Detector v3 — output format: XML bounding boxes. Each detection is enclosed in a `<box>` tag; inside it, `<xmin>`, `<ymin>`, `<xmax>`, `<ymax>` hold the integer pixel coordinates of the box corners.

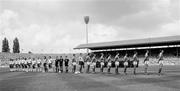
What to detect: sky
<box><xmin>0</xmin><ymin>0</ymin><xmax>179</xmax><ymax>53</ymax></box>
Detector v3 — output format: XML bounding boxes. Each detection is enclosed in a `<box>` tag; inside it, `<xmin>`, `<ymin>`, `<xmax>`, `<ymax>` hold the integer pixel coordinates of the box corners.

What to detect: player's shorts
<box><xmin>87</xmin><ymin>62</ymin><xmax>91</xmax><ymax>65</ymax></box>
<box><xmin>124</xmin><ymin>62</ymin><xmax>128</xmax><ymax>66</ymax></box>
<box><xmin>43</xmin><ymin>63</ymin><xmax>47</xmax><ymax>68</ymax></box>
<box><xmin>28</xmin><ymin>64</ymin><xmax>31</xmax><ymax>68</ymax></box>
<box><xmin>21</xmin><ymin>64</ymin><xmax>24</xmax><ymax>68</ymax></box>
<box><xmin>115</xmin><ymin>61</ymin><xmax>119</xmax><ymax>66</ymax></box>
<box><xmin>37</xmin><ymin>64</ymin><xmax>41</xmax><ymax>68</ymax></box>
<box><xmin>24</xmin><ymin>65</ymin><xmax>27</xmax><ymax>68</ymax></box>
<box><xmin>33</xmin><ymin>64</ymin><xmax>36</xmax><ymax>69</ymax></box>
<box><xmin>12</xmin><ymin>64</ymin><xmax>15</xmax><ymax>68</ymax></box>
<box><xmin>49</xmin><ymin>64</ymin><xmax>52</xmax><ymax>68</ymax></box>
<box><xmin>92</xmin><ymin>62</ymin><xmax>96</xmax><ymax>66</ymax></box>
<box><xmin>133</xmin><ymin>61</ymin><xmax>138</xmax><ymax>66</ymax></box>
<box><xmin>144</xmin><ymin>61</ymin><xmax>149</xmax><ymax>65</ymax></box>
<box><xmin>108</xmin><ymin>62</ymin><xmax>112</xmax><ymax>67</ymax></box>
<box><xmin>65</xmin><ymin>63</ymin><xmax>69</xmax><ymax>67</ymax></box>
<box><xmin>79</xmin><ymin>61</ymin><xmax>83</xmax><ymax>65</ymax></box>
<box><xmin>100</xmin><ymin>62</ymin><xmax>104</xmax><ymax>66</ymax></box>
<box><xmin>9</xmin><ymin>64</ymin><xmax>12</xmax><ymax>68</ymax></box>
<box><xmin>159</xmin><ymin>61</ymin><xmax>163</xmax><ymax>67</ymax></box>
<box><xmin>72</xmin><ymin>62</ymin><xmax>76</xmax><ymax>66</ymax></box>
<box><xmin>159</xmin><ymin>61</ymin><xmax>163</xmax><ymax>64</ymax></box>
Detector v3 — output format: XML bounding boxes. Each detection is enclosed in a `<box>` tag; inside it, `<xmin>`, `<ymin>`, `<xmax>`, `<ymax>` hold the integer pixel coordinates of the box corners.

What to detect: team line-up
<box><xmin>9</xmin><ymin>50</ymin><xmax>164</xmax><ymax>75</ymax></box>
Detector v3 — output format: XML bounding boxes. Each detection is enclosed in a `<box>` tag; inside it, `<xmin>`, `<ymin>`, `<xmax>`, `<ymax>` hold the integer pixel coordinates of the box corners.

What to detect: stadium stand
<box><xmin>75</xmin><ymin>35</ymin><xmax>180</xmax><ymax>66</ymax></box>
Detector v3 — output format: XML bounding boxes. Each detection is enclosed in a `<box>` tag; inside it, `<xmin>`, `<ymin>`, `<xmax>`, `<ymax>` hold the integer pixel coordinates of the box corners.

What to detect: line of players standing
<box><xmin>9</xmin><ymin>50</ymin><xmax>164</xmax><ymax>75</ymax></box>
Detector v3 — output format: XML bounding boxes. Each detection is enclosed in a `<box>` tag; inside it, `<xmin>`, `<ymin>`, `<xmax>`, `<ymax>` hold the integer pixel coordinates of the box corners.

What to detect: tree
<box><xmin>2</xmin><ymin>37</ymin><xmax>10</xmax><ymax>52</ymax></box>
<box><xmin>13</xmin><ymin>37</ymin><xmax>20</xmax><ymax>53</ymax></box>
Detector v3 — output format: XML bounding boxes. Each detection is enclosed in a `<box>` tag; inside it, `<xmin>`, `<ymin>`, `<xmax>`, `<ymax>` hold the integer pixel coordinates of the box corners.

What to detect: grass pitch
<box><xmin>0</xmin><ymin>65</ymin><xmax>180</xmax><ymax>91</ymax></box>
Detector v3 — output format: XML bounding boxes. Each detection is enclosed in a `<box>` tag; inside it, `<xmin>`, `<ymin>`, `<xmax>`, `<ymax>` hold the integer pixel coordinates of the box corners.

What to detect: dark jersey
<box><xmin>59</xmin><ymin>58</ymin><xmax>64</xmax><ymax>66</ymax></box>
<box><xmin>64</xmin><ymin>59</ymin><xmax>69</xmax><ymax>66</ymax></box>
<box><xmin>55</xmin><ymin>59</ymin><xmax>59</xmax><ymax>67</ymax></box>
<box><xmin>92</xmin><ymin>57</ymin><xmax>96</xmax><ymax>63</ymax></box>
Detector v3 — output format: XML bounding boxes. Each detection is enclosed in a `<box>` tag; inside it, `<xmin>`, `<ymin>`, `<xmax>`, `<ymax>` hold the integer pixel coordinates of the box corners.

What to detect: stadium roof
<box><xmin>74</xmin><ymin>35</ymin><xmax>180</xmax><ymax>50</ymax></box>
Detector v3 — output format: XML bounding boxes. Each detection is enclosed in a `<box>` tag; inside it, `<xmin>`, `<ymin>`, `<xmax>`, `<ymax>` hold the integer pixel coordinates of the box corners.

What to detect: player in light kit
<box><xmin>48</xmin><ymin>56</ymin><xmax>53</xmax><ymax>72</ymax></box>
<box><xmin>51</xmin><ymin>57</ymin><xmax>56</xmax><ymax>72</ymax></box>
<box><xmin>157</xmin><ymin>50</ymin><xmax>164</xmax><ymax>75</ymax></box>
<box><xmin>36</xmin><ymin>57</ymin><xmax>42</xmax><ymax>72</ymax></box>
<box><xmin>123</xmin><ymin>54</ymin><xmax>129</xmax><ymax>75</ymax></box>
<box><xmin>85</xmin><ymin>53</ymin><xmax>91</xmax><ymax>73</ymax></box>
<box><xmin>72</xmin><ymin>54</ymin><xmax>77</xmax><ymax>73</ymax></box>
<box><xmin>144</xmin><ymin>50</ymin><xmax>149</xmax><ymax>75</ymax></box>
<box><xmin>27</xmin><ymin>58</ymin><xmax>31</xmax><ymax>72</ymax></box>
<box><xmin>24</xmin><ymin>58</ymin><xmax>28</xmax><ymax>72</ymax></box>
<box><xmin>15</xmin><ymin>58</ymin><xmax>19</xmax><ymax>71</ymax></box>
<box><xmin>100</xmin><ymin>53</ymin><xmax>105</xmax><ymax>73</ymax></box>
<box><xmin>91</xmin><ymin>54</ymin><xmax>97</xmax><ymax>73</ymax></box>
<box><xmin>114</xmin><ymin>53</ymin><xmax>120</xmax><ymax>74</ymax></box>
<box><xmin>32</xmin><ymin>58</ymin><xmax>36</xmax><ymax>72</ymax></box>
<box><xmin>12</xmin><ymin>59</ymin><xmax>16</xmax><ymax>72</ymax></box>
<box><xmin>78</xmin><ymin>53</ymin><xmax>84</xmax><ymax>73</ymax></box>
<box><xmin>107</xmin><ymin>54</ymin><xmax>112</xmax><ymax>74</ymax></box>
<box><xmin>21</xmin><ymin>58</ymin><xmax>25</xmax><ymax>72</ymax></box>
<box><xmin>9</xmin><ymin>59</ymin><xmax>13</xmax><ymax>72</ymax></box>
<box><xmin>132</xmin><ymin>52</ymin><xmax>138</xmax><ymax>75</ymax></box>
<box><xmin>43</xmin><ymin>56</ymin><xmax>48</xmax><ymax>72</ymax></box>
<box><xmin>64</xmin><ymin>56</ymin><xmax>69</xmax><ymax>73</ymax></box>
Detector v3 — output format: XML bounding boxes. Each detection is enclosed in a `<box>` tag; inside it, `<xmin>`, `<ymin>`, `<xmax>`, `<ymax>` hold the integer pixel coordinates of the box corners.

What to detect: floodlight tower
<box><xmin>84</xmin><ymin>16</ymin><xmax>89</xmax><ymax>53</ymax></box>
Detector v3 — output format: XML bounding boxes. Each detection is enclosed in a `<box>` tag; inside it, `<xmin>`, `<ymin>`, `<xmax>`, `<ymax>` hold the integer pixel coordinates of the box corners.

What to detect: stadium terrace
<box><xmin>74</xmin><ymin>35</ymin><xmax>180</xmax><ymax>52</ymax></box>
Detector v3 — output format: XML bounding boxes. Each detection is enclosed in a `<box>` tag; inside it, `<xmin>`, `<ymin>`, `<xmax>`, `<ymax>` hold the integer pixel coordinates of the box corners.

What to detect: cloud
<box><xmin>89</xmin><ymin>24</ymin><xmax>119</xmax><ymax>43</ymax></box>
<box><xmin>0</xmin><ymin>0</ymin><xmax>179</xmax><ymax>53</ymax></box>
<box><xmin>0</xmin><ymin>9</ymin><xmax>87</xmax><ymax>53</ymax></box>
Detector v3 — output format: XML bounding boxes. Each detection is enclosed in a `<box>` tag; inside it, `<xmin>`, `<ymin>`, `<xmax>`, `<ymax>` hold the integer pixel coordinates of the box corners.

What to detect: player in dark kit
<box><xmin>107</xmin><ymin>54</ymin><xmax>112</xmax><ymax>74</ymax></box>
<box><xmin>114</xmin><ymin>53</ymin><xmax>120</xmax><ymax>74</ymax></box>
<box><xmin>43</xmin><ymin>56</ymin><xmax>48</xmax><ymax>72</ymax></box>
<box><xmin>55</xmin><ymin>56</ymin><xmax>59</xmax><ymax>73</ymax></box>
<box><xmin>59</xmin><ymin>56</ymin><xmax>64</xmax><ymax>73</ymax></box>
<box><xmin>157</xmin><ymin>50</ymin><xmax>164</xmax><ymax>75</ymax></box>
<box><xmin>64</xmin><ymin>56</ymin><xmax>69</xmax><ymax>73</ymax></box>
<box><xmin>100</xmin><ymin>53</ymin><xmax>105</xmax><ymax>73</ymax></box>
<box><xmin>144</xmin><ymin>50</ymin><xmax>149</xmax><ymax>75</ymax></box>
<box><xmin>123</xmin><ymin>54</ymin><xmax>129</xmax><ymax>75</ymax></box>
<box><xmin>72</xmin><ymin>54</ymin><xmax>77</xmax><ymax>73</ymax></box>
<box><xmin>132</xmin><ymin>52</ymin><xmax>138</xmax><ymax>75</ymax></box>
<box><xmin>85</xmin><ymin>53</ymin><xmax>91</xmax><ymax>73</ymax></box>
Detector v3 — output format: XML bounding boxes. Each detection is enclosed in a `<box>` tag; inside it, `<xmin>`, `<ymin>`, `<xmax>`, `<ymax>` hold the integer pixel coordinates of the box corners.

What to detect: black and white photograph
<box><xmin>0</xmin><ymin>0</ymin><xmax>180</xmax><ymax>91</ymax></box>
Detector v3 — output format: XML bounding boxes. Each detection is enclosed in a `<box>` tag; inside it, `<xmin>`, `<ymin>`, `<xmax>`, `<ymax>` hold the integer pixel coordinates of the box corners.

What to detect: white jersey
<box><xmin>32</xmin><ymin>60</ymin><xmax>36</xmax><ymax>65</ymax></box>
<box><xmin>37</xmin><ymin>59</ymin><xmax>41</xmax><ymax>64</ymax></box>
<box><xmin>21</xmin><ymin>60</ymin><xmax>24</xmax><ymax>64</ymax></box>
<box><xmin>27</xmin><ymin>59</ymin><xmax>32</xmax><ymax>64</ymax></box>
<box><xmin>79</xmin><ymin>57</ymin><xmax>84</xmax><ymax>62</ymax></box>
<box><xmin>48</xmin><ymin>59</ymin><xmax>52</xmax><ymax>64</ymax></box>
<box><xmin>24</xmin><ymin>60</ymin><xmax>27</xmax><ymax>64</ymax></box>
